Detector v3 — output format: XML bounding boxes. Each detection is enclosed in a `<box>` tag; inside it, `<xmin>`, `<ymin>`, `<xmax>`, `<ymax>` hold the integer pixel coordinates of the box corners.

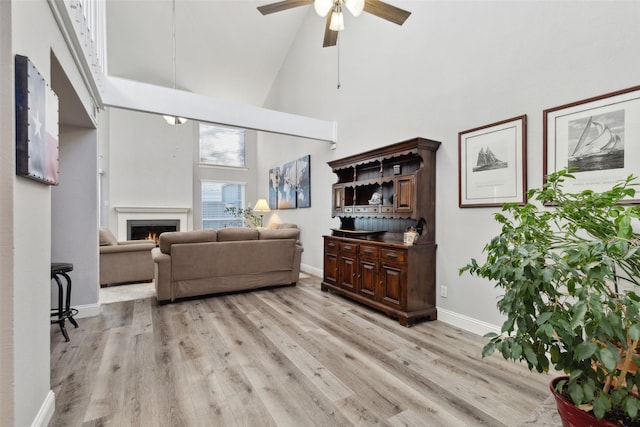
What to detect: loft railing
<box><xmin>48</xmin><ymin>0</ymin><xmax>106</xmax><ymax>112</ymax></box>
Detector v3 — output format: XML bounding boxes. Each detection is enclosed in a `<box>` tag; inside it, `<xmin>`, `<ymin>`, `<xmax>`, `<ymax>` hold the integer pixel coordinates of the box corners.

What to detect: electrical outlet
<box><xmin>440</xmin><ymin>286</ymin><xmax>448</xmax><ymax>298</ymax></box>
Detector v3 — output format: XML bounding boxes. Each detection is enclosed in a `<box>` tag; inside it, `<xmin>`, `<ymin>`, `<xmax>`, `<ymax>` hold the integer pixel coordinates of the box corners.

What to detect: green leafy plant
<box><xmin>460</xmin><ymin>168</ymin><xmax>640</xmax><ymax>422</ymax></box>
<box><xmin>224</xmin><ymin>206</ymin><xmax>261</xmax><ymax>228</ymax></box>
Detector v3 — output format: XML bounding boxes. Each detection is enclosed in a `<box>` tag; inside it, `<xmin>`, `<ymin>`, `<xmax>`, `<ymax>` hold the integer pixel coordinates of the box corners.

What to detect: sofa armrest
<box><xmin>100</xmin><ymin>242</ymin><xmax>156</xmax><ymax>254</ymax></box>
<box><xmin>152</xmin><ymin>248</ymin><xmax>172</xmax><ymax>301</ymax></box>
<box><xmin>118</xmin><ymin>240</ymin><xmax>155</xmax><ymax>246</ymax></box>
<box><xmin>291</xmin><ymin>243</ymin><xmax>304</xmax><ymax>283</ymax></box>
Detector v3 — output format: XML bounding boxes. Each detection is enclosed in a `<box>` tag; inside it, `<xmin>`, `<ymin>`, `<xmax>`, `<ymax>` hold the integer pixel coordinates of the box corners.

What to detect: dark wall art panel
<box><xmin>277</xmin><ymin>159</ymin><xmax>297</xmax><ymax>209</ymax></box>
<box><xmin>15</xmin><ymin>54</ymin><xmax>59</xmax><ymax>185</ymax></box>
<box><xmin>296</xmin><ymin>154</ymin><xmax>311</xmax><ymax>208</ymax></box>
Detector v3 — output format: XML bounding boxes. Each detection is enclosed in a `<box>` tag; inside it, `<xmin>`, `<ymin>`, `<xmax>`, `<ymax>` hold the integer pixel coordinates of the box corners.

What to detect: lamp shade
<box><xmin>253</xmin><ymin>199</ymin><xmax>271</xmax><ymax>213</ymax></box>
<box><xmin>345</xmin><ymin>0</ymin><xmax>364</xmax><ymax>16</ymax></box>
<box><xmin>329</xmin><ymin>9</ymin><xmax>344</xmax><ymax>31</ymax></box>
<box><xmin>313</xmin><ymin>0</ymin><xmax>333</xmax><ymax>17</ymax></box>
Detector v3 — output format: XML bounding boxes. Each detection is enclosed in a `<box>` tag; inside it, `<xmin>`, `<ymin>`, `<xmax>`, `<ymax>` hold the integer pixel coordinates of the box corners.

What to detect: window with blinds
<box><xmin>199</xmin><ymin>123</ymin><xmax>246</xmax><ymax>167</ymax></box>
<box><xmin>201</xmin><ymin>181</ymin><xmax>246</xmax><ymax>230</ymax></box>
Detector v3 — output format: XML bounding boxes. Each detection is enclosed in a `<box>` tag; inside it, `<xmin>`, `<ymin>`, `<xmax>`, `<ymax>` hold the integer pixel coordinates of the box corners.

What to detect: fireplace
<box><xmin>127</xmin><ymin>219</ymin><xmax>179</xmax><ymax>243</ymax></box>
<box><xmin>115</xmin><ymin>206</ymin><xmax>190</xmax><ymax>241</ymax></box>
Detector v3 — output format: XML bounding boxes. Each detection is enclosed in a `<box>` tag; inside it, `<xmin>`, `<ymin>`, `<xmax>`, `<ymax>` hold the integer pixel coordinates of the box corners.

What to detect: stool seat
<box><xmin>51</xmin><ymin>262</ymin><xmax>73</xmax><ymax>274</ymax></box>
<box><xmin>51</xmin><ymin>262</ymin><xmax>78</xmax><ymax>342</ymax></box>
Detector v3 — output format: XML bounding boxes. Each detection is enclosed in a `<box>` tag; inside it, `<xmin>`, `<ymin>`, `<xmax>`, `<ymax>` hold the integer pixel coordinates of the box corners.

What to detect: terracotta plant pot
<box><xmin>550</xmin><ymin>376</ymin><xmax>619</xmax><ymax>427</ymax></box>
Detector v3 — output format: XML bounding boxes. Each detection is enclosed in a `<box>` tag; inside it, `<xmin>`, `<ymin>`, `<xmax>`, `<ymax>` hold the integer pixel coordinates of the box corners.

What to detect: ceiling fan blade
<box><xmin>363</xmin><ymin>0</ymin><xmax>411</xmax><ymax>25</ymax></box>
<box><xmin>323</xmin><ymin>11</ymin><xmax>338</xmax><ymax>47</ymax></box>
<box><xmin>257</xmin><ymin>0</ymin><xmax>313</xmax><ymax>15</ymax></box>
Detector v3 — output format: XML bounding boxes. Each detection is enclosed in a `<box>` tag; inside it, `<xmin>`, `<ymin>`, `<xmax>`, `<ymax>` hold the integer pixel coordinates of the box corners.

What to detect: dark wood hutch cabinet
<box><xmin>321</xmin><ymin>137</ymin><xmax>441</xmax><ymax>326</ymax></box>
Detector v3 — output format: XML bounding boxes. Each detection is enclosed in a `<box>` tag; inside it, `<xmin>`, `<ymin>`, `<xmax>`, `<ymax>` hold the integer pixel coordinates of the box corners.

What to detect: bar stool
<box><xmin>51</xmin><ymin>262</ymin><xmax>79</xmax><ymax>341</ymax></box>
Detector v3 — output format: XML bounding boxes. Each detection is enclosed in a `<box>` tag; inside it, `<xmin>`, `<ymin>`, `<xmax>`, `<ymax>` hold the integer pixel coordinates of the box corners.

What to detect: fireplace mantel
<box><xmin>114</xmin><ymin>206</ymin><xmax>190</xmax><ymax>240</ymax></box>
<box><xmin>114</xmin><ymin>206</ymin><xmax>190</xmax><ymax>214</ymax></box>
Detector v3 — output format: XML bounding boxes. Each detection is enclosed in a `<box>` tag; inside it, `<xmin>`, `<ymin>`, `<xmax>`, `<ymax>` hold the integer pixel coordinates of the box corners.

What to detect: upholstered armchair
<box><xmin>99</xmin><ymin>227</ymin><xmax>155</xmax><ymax>287</ymax></box>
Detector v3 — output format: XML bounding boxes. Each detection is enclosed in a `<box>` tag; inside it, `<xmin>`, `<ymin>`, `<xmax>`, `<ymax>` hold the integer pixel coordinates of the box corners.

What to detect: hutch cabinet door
<box><xmin>358</xmin><ymin>258</ymin><xmax>378</xmax><ymax>298</ymax></box>
<box><xmin>323</xmin><ymin>251</ymin><xmax>338</xmax><ymax>286</ymax></box>
<box><xmin>332</xmin><ymin>185</ymin><xmax>344</xmax><ymax>212</ymax></box>
<box><xmin>323</xmin><ymin>238</ymin><xmax>339</xmax><ymax>286</ymax></box>
<box><xmin>380</xmin><ymin>263</ymin><xmax>405</xmax><ymax>309</ymax></box>
<box><xmin>358</xmin><ymin>244</ymin><xmax>379</xmax><ymax>298</ymax></box>
<box><xmin>395</xmin><ymin>176</ymin><xmax>414</xmax><ymax>213</ymax></box>
<box><xmin>339</xmin><ymin>242</ymin><xmax>358</xmax><ymax>292</ymax></box>
<box><xmin>380</xmin><ymin>247</ymin><xmax>407</xmax><ymax>309</ymax></box>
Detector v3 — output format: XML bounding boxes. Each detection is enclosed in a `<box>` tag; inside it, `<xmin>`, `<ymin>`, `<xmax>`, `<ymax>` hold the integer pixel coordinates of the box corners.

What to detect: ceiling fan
<box><xmin>257</xmin><ymin>0</ymin><xmax>411</xmax><ymax>48</ymax></box>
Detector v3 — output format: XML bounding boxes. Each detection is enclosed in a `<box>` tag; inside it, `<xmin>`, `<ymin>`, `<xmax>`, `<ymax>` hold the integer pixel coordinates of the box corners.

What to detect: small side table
<box><xmin>51</xmin><ymin>262</ymin><xmax>79</xmax><ymax>341</ymax></box>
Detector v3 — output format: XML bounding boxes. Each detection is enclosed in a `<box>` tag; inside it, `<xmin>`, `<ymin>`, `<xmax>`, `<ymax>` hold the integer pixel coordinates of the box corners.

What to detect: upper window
<box><xmin>199</xmin><ymin>124</ymin><xmax>246</xmax><ymax>167</ymax></box>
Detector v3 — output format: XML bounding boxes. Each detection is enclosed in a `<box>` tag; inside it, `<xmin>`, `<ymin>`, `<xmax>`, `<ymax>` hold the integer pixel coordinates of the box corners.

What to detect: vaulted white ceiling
<box><xmin>106</xmin><ymin>0</ymin><xmax>312</xmax><ymax>107</ymax></box>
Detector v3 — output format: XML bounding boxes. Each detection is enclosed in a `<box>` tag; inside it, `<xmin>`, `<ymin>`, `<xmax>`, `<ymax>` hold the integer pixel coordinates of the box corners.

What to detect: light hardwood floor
<box><xmin>50</xmin><ymin>276</ymin><xmax>558</xmax><ymax>426</ymax></box>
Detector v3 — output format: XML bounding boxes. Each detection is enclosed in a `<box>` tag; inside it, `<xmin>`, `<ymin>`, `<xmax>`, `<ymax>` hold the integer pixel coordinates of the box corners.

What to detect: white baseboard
<box><xmin>437</xmin><ymin>307</ymin><xmax>501</xmax><ymax>337</ymax></box>
<box><xmin>31</xmin><ymin>390</ymin><xmax>55</xmax><ymax>427</ymax></box>
<box><xmin>74</xmin><ymin>302</ymin><xmax>100</xmax><ymax>319</ymax></box>
<box><xmin>301</xmin><ymin>264</ymin><xmax>322</xmax><ymax>279</ymax></box>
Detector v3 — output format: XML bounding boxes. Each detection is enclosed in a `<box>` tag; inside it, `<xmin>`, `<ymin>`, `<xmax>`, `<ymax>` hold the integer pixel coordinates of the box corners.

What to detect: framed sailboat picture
<box><xmin>458</xmin><ymin>115</ymin><xmax>527</xmax><ymax>208</ymax></box>
<box><xmin>544</xmin><ymin>85</ymin><xmax>640</xmax><ymax>203</ymax></box>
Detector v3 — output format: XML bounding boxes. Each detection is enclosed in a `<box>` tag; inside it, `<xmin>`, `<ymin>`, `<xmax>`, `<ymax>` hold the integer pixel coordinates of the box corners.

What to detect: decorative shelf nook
<box><xmin>322</xmin><ymin>137</ymin><xmax>441</xmax><ymax>326</ymax></box>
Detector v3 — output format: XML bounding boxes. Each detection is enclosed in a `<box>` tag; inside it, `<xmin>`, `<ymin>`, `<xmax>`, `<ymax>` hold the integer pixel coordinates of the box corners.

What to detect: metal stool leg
<box><xmin>52</xmin><ymin>274</ymin><xmax>70</xmax><ymax>342</ymax></box>
<box><xmin>59</xmin><ymin>271</ymin><xmax>79</xmax><ymax>328</ymax></box>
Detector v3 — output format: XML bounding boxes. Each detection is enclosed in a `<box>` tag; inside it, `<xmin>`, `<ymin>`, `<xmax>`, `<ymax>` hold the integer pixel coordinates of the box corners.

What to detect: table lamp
<box><xmin>253</xmin><ymin>199</ymin><xmax>271</xmax><ymax>227</ymax></box>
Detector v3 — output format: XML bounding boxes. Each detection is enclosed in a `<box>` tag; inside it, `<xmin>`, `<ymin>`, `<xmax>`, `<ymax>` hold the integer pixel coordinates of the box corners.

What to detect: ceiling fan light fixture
<box><xmin>313</xmin><ymin>0</ymin><xmax>333</xmax><ymax>17</ymax></box>
<box><xmin>257</xmin><ymin>0</ymin><xmax>411</xmax><ymax>48</ymax></box>
<box><xmin>163</xmin><ymin>115</ymin><xmax>188</xmax><ymax>125</ymax></box>
<box><xmin>344</xmin><ymin>0</ymin><xmax>364</xmax><ymax>16</ymax></box>
<box><xmin>329</xmin><ymin>8</ymin><xmax>344</xmax><ymax>31</ymax></box>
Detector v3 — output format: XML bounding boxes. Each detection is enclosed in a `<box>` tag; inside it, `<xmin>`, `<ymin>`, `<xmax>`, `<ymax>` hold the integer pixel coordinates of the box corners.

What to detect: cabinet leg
<box><xmin>398</xmin><ymin>315</ymin><xmax>416</xmax><ymax>327</ymax></box>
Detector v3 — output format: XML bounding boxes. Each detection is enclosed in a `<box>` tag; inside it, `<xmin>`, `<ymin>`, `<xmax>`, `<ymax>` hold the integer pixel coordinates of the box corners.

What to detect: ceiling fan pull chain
<box><xmin>337</xmin><ymin>40</ymin><xmax>341</xmax><ymax>90</ymax></box>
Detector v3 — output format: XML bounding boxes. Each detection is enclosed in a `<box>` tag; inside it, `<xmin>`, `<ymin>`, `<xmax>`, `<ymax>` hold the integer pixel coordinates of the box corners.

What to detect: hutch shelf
<box><xmin>321</xmin><ymin>137</ymin><xmax>441</xmax><ymax>326</ymax></box>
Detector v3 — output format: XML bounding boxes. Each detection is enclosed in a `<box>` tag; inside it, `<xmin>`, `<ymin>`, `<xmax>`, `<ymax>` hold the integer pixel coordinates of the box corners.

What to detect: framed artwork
<box><xmin>295</xmin><ymin>155</ymin><xmax>311</xmax><ymax>208</ymax></box>
<box><xmin>268</xmin><ymin>167</ymin><xmax>279</xmax><ymax>209</ymax></box>
<box><xmin>268</xmin><ymin>154</ymin><xmax>312</xmax><ymax>210</ymax></box>
<box><xmin>15</xmin><ymin>54</ymin><xmax>59</xmax><ymax>185</ymax></box>
<box><xmin>277</xmin><ymin>159</ymin><xmax>297</xmax><ymax>209</ymax></box>
<box><xmin>544</xmin><ymin>85</ymin><xmax>640</xmax><ymax>202</ymax></box>
<box><xmin>458</xmin><ymin>115</ymin><xmax>527</xmax><ymax>207</ymax></box>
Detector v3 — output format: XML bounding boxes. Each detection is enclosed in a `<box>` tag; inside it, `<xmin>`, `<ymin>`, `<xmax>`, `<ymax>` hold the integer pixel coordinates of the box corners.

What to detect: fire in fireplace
<box><xmin>127</xmin><ymin>219</ymin><xmax>179</xmax><ymax>244</ymax></box>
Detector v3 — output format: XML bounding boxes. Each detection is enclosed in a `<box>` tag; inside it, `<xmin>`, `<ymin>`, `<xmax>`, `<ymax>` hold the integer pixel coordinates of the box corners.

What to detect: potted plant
<box><xmin>460</xmin><ymin>168</ymin><xmax>640</xmax><ymax>426</ymax></box>
<box><xmin>224</xmin><ymin>205</ymin><xmax>261</xmax><ymax>228</ymax></box>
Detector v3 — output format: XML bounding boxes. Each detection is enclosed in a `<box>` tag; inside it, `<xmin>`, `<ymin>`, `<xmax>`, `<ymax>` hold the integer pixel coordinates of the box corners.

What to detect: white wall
<box><xmin>51</xmin><ymin>126</ymin><xmax>99</xmax><ymax>314</ymax></box>
<box><xmin>259</xmin><ymin>1</ymin><xmax>640</xmax><ymax>331</ymax></box>
<box><xmin>104</xmin><ymin>108</ymin><xmax>264</xmax><ymax>233</ymax></box>
<box><xmin>105</xmin><ymin>108</ymin><xmax>194</xmax><ymax>232</ymax></box>
<box><xmin>9</xmin><ymin>0</ymin><xmax>97</xmax><ymax>425</ymax></box>
<box><xmin>0</xmin><ymin>1</ymin><xmax>13</xmax><ymax>423</ymax></box>
<box><xmin>256</xmin><ymin>133</ymin><xmax>335</xmax><ymax>276</ymax></box>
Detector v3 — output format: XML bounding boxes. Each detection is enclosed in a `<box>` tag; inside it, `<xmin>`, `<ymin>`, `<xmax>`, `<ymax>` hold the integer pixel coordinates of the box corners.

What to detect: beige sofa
<box><xmin>99</xmin><ymin>227</ymin><xmax>155</xmax><ymax>287</ymax></box>
<box><xmin>152</xmin><ymin>226</ymin><xmax>303</xmax><ymax>302</ymax></box>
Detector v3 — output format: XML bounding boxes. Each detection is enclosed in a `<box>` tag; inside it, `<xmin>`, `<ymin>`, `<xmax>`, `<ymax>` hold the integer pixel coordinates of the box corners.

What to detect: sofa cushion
<box><xmin>171</xmin><ymin>239</ymin><xmax>296</xmax><ymax>281</ymax></box>
<box><xmin>217</xmin><ymin>227</ymin><xmax>259</xmax><ymax>241</ymax></box>
<box><xmin>99</xmin><ymin>227</ymin><xmax>118</xmax><ymax>246</ymax></box>
<box><xmin>159</xmin><ymin>230</ymin><xmax>217</xmax><ymax>254</ymax></box>
<box><xmin>259</xmin><ymin>228</ymin><xmax>300</xmax><ymax>240</ymax></box>
<box><xmin>268</xmin><ymin>223</ymin><xmax>298</xmax><ymax>230</ymax></box>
